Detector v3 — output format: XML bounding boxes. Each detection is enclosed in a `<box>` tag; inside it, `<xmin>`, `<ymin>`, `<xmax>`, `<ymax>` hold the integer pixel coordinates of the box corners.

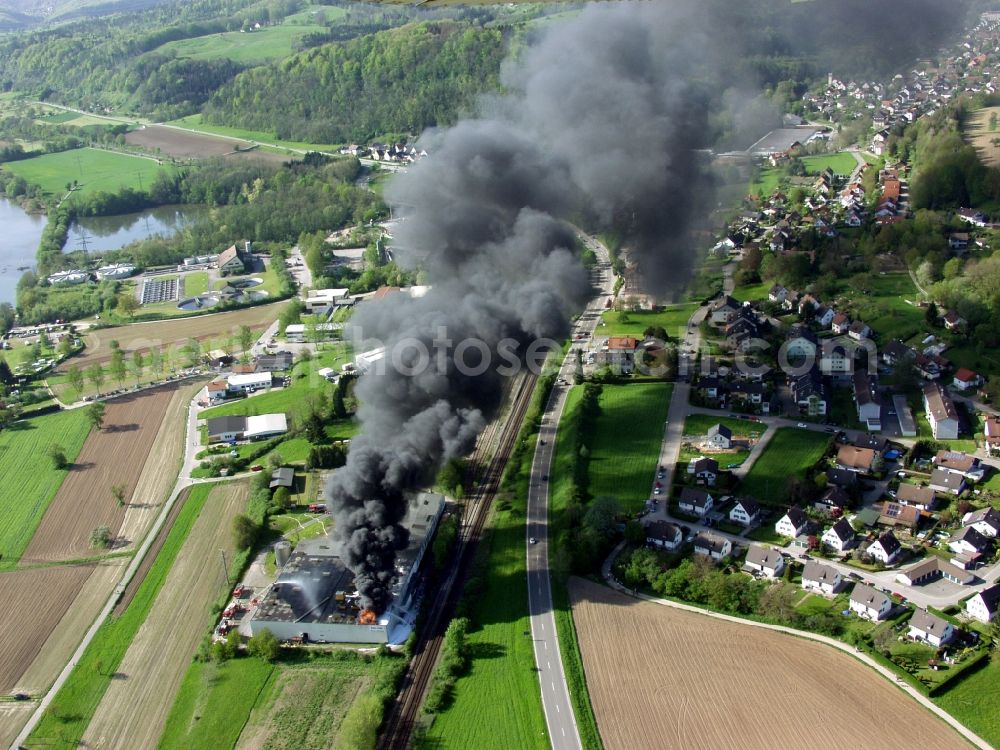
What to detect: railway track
<box><xmin>377</xmin><ymin>372</ymin><xmax>538</xmax><ymax>750</ymax></box>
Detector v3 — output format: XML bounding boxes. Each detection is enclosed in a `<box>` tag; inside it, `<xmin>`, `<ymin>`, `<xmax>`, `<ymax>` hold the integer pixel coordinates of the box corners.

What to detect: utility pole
<box><xmin>220</xmin><ymin>549</ymin><xmax>231</xmax><ymax>588</ymax></box>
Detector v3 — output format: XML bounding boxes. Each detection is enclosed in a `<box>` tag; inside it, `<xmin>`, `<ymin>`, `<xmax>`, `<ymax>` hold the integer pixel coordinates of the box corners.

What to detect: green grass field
<box><xmin>935</xmin><ymin>662</ymin><xmax>1000</xmax><ymax>746</ymax></box>
<box><xmin>749</xmin><ymin>166</ymin><xmax>783</xmax><ymax>197</ymax></box>
<box><xmin>183</xmin><ymin>271</ymin><xmax>209</xmax><ymax>297</ymax></box>
<box><xmin>731</xmin><ymin>281</ymin><xmax>770</xmax><ymax>303</ymax></box>
<box><xmin>739</xmin><ymin>427</ymin><xmax>831</xmax><ymax>506</ymax></box>
<box><xmin>168</xmin><ymin>114</ymin><xmax>340</xmax><ymax>153</ymax></box>
<box><xmin>1</xmin><ymin>147</ymin><xmax>172</xmax><ymax>199</ymax></box>
<box><xmin>586</xmin><ymin>382</ymin><xmax>672</xmax><ymax>513</ymax></box>
<box><xmin>682</xmin><ymin>414</ymin><xmax>761</xmax><ymax>438</ymax></box>
<box><xmin>839</xmin><ymin>272</ymin><xmax>925</xmax><ymax>344</ymax></box>
<box><xmin>28</xmin><ymin>482</ymin><xmax>218</xmax><ymax>747</ymax></box>
<box><xmin>599</xmin><ymin>304</ymin><xmax>698</xmax><ymax>339</ymax></box>
<box><xmin>0</xmin><ymin>409</ymin><xmax>91</xmax><ymax>566</ymax></box>
<box><xmin>159</xmin><ymin>648</ymin><xmax>399</xmax><ymax>750</ymax></box>
<box><xmin>801</xmin><ymin>151</ymin><xmax>858</xmax><ymax>176</ymax></box>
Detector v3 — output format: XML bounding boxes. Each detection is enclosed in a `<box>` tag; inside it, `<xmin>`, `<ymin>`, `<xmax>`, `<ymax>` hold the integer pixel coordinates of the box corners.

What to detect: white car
<box><xmin>796</xmin><ymin>422</ymin><xmax>808</xmax><ymax>428</ymax></box>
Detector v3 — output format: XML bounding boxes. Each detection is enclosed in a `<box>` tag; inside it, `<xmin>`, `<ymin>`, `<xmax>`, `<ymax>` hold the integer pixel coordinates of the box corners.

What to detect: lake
<box><xmin>0</xmin><ymin>197</ymin><xmax>45</xmax><ymax>306</ymax></box>
<box><xmin>0</xmin><ymin>200</ymin><xmax>207</xmax><ymax>306</ymax></box>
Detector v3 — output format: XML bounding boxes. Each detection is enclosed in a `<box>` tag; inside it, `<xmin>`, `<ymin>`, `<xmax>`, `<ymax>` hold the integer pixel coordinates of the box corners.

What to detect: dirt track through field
<box><xmin>21</xmin><ymin>385</ymin><xmax>178</xmax><ymax>563</ymax></box>
<box><xmin>0</xmin><ymin>565</ymin><xmax>95</xmax><ymax>693</ymax></box>
<box><xmin>569</xmin><ymin>578</ymin><xmax>968</xmax><ymax>750</ymax></box>
<box><xmin>71</xmin><ymin>303</ymin><xmax>283</xmax><ymax>368</ymax></box>
<box><xmin>82</xmin><ymin>481</ymin><xmax>248</xmax><ymax>750</ymax></box>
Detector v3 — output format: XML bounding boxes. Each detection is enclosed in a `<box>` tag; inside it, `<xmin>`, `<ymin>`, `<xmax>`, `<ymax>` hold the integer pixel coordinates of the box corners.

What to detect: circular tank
<box><xmin>274</xmin><ymin>540</ymin><xmax>292</xmax><ymax>568</ymax></box>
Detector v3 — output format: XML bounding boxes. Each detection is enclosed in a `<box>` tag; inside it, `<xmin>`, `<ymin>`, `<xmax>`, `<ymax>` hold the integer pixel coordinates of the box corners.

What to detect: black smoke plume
<box><xmin>326</xmin><ymin>1</ymin><xmax>751</xmax><ymax>612</ymax></box>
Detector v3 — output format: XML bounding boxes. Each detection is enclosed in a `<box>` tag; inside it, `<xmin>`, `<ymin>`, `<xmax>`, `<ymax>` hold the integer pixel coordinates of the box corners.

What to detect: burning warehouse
<box><xmin>248</xmin><ymin>493</ymin><xmax>445</xmax><ymax>644</ymax></box>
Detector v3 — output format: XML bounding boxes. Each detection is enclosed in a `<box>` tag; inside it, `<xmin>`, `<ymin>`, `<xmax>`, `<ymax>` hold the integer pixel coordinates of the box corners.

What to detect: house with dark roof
<box><xmin>923</xmin><ymin>382</ymin><xmax>959</xmax><ymax>440</ymax></box>
<box><xmin>218</xmin><ymin>242</ymin><xmax>250</xmax><ymax>275</ymax></box>
<box><xmin>933</xmin><ymin>451</ymin><xmax>984</xmax><ymax>481</ymax></box>
<box><xmin>802</xmin><ymin>561</ymin><xmax>842</xmax><ymax>595</ymax></box>
<box><xmin>826</xmin><ymin>467</ymin><xmax>858</xmax><ymax>490</ymax></box>
<box><xmin>908</xmin><ymin>609</ymin><xmax>955</xmax><ymax>647</ymax></box>
<box><xmin>966</xmin><ymin>583</ymin><xmax>1000</xmax><ymax>623</ymax></box>
<box><xmin>743</xmin><ymin>545</ymin><xmax>785</xmax><ymax>578</ymax></box>
<box><xmin>943</xmin><ymin>310</ymin><xmax>966</xmax><ymax>331</ymax></box>
<box><xmin>831</xmin><ymin>313</ymin><xmax>851</xmax><ymax>335</ymax></box>
<box><xmin>791</xmin><ymin>368</ymin><xmax>827</xmax><ymax>416</ymax></box>
<box><xmin>963</xmin><ymin>507</ymin><xmax>1000</xmax><ymax>538</ymax></box>
<box><xmin>814</xmin><ymin>485</ymin><xmax>849</xmax><ymax>515</ymax></box>
<box><xmin>688</xmin><ymin>457</ymin><xmax>719</xmax><ymax>486</ymax></box>
<box><xmin>255</xmin><ymin>351</ymin><xmax>295</xmax><ymax>372</ymax></box>
<box><xmin>706</xmin><ymin>423</ymin><xmax>732</xmax><ymax>450</ymax></box>
<box><xmin>711</xmin><ymin>296</ymin><xmax>743</xmax><ymax>326</ymax></box>
<box><xmin>867</xmin><ymin>531</ymin><xmax>902</xmax><ymax>564</ymax></box>
<box><xmin>775</xmin><ymin>506</ymin><xmax>809</xmax><ymax>538</ymax></box>
<box><xmin>929</xmin><ymin>467</ymin><xmax>966</xmax><ymax>496</ymax></box>
<box><xmin>645</xmin><ymin>520</ymin><xmax>684</xmax><ymax>551</ymax></box>
<box><xmin>821</xmin><ymin>518</ymin><xmax>855</xmax><ymax>553</ymax></box>
<box><xmin>269</xmin><ymin>467</ymin><xmax>295</xmax><ymax>490</ymax></box>
<box><xmin>882</xmin><ymin>339</ymin><xmax>914</xmax><ymax>366</ymax></box>
<box><xmin>853</xmin><ymin>371</ymin><xmax>881</xmax><ymax>430</ymax></box>
<box><xmin>850</xmin><ymin>583</ymin><xmax>892</xmax><ymax>620</ymax></box>
<box><xmin>949</xmin><ymin>525</ymin><xmax>992</xmax><ymax>557</ymax></box>
<box><xmin>693</xmin><ymin>531</ymin><xmax>732</xmax><ymax>561</ymax></box>
<box><xmin>729</xmin><ymin>497</ymin><xmax>761</xmax><ymax>527</ymax></box>
<box><xmin>784</xmin><ymin>324</ymin><xmax>818</xmax><ymax>362</ymax></box>
<box><xmin>678</xmin><ymin>487</ymin><xmax>714</xmax><ymax>517</ymax></box>
<box><xmin>206</xmin><ymin>415</ymin><xmax>248</xmax><ymax>443</ymax></box>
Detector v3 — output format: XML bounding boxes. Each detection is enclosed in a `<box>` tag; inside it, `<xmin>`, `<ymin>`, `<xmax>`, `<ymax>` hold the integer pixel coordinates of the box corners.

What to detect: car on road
<box><xmin>824</xmin><ymin>426</ymin><xmax>836</xmax><ymax>432</ymax></box>
<box><xmin>653</xmin><ymin>487</ymin><xmax>662</xmax><ymax>495</ymax></box>
<box><xmin>847</xmin><ymin>572</ymin><xmax>863</xmax><ymax>581</ymax></box>
<box><xmin>796</xmin><ymin>422</ymin><xmax>808</xmax><ymax>428</ymax></box>
<box><xmin>529</xmin><ymin>537</ymin><xmax>537</xmax><ymax>544</ymax></box>
<box><xmin>542</xmin><ymin>474</ymin><xmax>548</xmax><ymax>481</ymax></box>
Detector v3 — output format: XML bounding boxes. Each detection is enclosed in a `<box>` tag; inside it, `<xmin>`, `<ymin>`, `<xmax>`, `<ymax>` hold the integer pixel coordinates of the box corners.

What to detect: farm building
<box><xmin>269</xmin><ymin>467</ymin><xmax>294</xmax><ymax>490</ymax></box>
<box><xmin>255</xmin><ymin>351</ymin><xmax>295</xmax><ymax>372</ymax></box>
<box><xmin>248</xmin><ymin>493</ymin><xmax>445</xmax><ymax>644</ymax></box>
<box><xmin>227</xmin><ymin>372</ymin><xmax>272</xmax><ymax>393</ymax></box>
<box><xmin>285</xmin><ymin>323</ymin><xmax>339</xmax><ymax>343</ymax></box>
<box><xmin>205</xmin><ymin>413</ymin><xmax>287</xmax><ymax>442</ymax></box>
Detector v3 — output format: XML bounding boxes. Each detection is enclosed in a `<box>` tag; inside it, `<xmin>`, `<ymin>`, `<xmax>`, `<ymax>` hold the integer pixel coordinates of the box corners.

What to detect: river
<box><xmin>0</xmin><ymin>199</ymin><xmax>206</xmax><ymax>306</ymax></box>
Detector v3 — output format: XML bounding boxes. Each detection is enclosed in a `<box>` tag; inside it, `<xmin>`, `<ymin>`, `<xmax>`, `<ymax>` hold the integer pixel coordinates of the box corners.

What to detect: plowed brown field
<box><xmin>71</xmin><ymin>303</ymin><xmax>282</xmax><ymax>368</ymax></box>
<box><xmin>21</xmin><ymin>385</ymin><xmax>178</xmax><ymax>563</ymax></box>
<box><xmin>125</xmin><ymin>125</ymin><xmax>290</xmax><ymax>164</ymax></box>
<box><xmin>569</xmin><ymin>578</ymin><xmax>967</xmax><ymax>750</ymax></box>
<box><xmin>0</xmin><ymin>565</ymin><xmax>94</xmax><ymax>692</ymax></box>
<box><xmin>82</xmin><ymin>481</ymin><xmax>248</xmax><ymax>750</ymax></box>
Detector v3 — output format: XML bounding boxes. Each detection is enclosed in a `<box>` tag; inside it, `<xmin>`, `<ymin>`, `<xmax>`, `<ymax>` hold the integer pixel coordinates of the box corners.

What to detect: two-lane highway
<box><xmin>526</xmin><ymin>237</ymin><xmax>613</xmax><ymax>750</ymax></box>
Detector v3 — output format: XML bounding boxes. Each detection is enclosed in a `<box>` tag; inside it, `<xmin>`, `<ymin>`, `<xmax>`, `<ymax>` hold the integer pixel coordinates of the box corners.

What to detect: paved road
<box><xmin>526</xmin><ymin>236</ymin><xmax>613</xmax><ymax>750</ymax></box>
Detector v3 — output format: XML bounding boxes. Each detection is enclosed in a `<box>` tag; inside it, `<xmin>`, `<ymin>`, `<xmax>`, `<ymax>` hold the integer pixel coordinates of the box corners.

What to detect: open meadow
<box><xmin>0</xmin><ymin>409</ymin><xmax>91</xmax><ymax>565</ymax></box>
<box><xmin>69</xmin><ymin>302</ymin><xmax>283</xmax><ymax>368</ymax></box>
<box><xmin>739</xmin><ymin>427</ymin><xmax>830</xmax><ymax>506</ymax></box>
<box><xmin>599</xmin><ymin>304</ymin><xmax>698</xmax><ymax>339</ymax></box>
<box><xmin>586</xmin><ymin>382</ymin><xmax>672</xmax><ymax>513</ymax></box>
<box><xmin>963</xmin><ymin>105</ymin><xmax>1000</xmax><ymax>168</ymax></box>
<box><xmin>0</xmin><ymin>147</ymin><xmax>172</xmax><ymax>198</ymax></box>
<box><xmin>83</xmin><ymin>481</ymin><xmax>248</xmax><ymax>750</ymax></box>
<box><xmin>21</xmin><ymin>384</ymin><xmax>180</xmax><ymax>563</ymax></box>
<box><xmin>934</xmin><ymin>661</ymin><xmax>1000</xmax><ymax>748</ymax></box>
<box><xmin>569</xmin><ymin>578</ymin><xmax>969</xmax><ymax>750</ymax></box>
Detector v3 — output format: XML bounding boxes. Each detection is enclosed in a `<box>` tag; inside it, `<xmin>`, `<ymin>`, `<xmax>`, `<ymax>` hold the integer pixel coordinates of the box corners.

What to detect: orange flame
<box><xmin>358</xmin><ymin>609</ymin><xmax>378</xmax><ymax>625</ymax></box>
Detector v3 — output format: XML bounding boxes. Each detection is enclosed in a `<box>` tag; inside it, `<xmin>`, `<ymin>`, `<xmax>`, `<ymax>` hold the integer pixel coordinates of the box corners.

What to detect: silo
<box><xmin>274</xmin><ymin>540</ymin><xmax>292</xmax><ymax>569</ymax></box>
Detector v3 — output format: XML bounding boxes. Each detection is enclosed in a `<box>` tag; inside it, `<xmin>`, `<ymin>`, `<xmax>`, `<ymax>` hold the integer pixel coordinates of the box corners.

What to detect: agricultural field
<box><xmin>585</xmin><ymin>382</ymin><xmax>672</xmax><ymax>513</ymax></box>
<box><xmin>68</xmin><ymin>301</ymin><xmax>282</xmax><ymax>368</ymax></box>
<box><xmin>738</xmin><ymin>427</ymin><xmax>830</xmax><ymax>506</ymax></box>
<box><xmin>569</xmin><ymin>578</ymin><xmax>969</xmax><ymax>750</ymax></box>
<box><xmin>168</xmin><ymin>113</ymin><xmax>341</xmax><ymax>153</ymax></box>
<box><xmin>934</xmin><ymin>662</ymin><xmax>1000</xmax><ymax>748</ymax></box>
<box><xmin>599</xmin><ymin>304</ymin><xmax>698</xmax><ymax>339</ymax></box>
<box><xmin>125</xmin><ymin>124</ymin><xmax>291</xmax><ymax>163</ymax></box>
<box><xmin>153</xmin><ymin>8</ymin><xmax>343</xmax><ymax>65</ymax></box>
<box><xmin>82</xmin><ymin>481</ymin><xmax>249</xmax><ymax>750</ymax></box>
<box><xmin>0</xmin><ymin>409</ymin><xmax>91</xmax><ymax>565</ymax></box>
<box><xmin>0</xmin><ymin>147</ymin><xmax>172</xmax><ymax>198</ymax></box>
<box><xmin>963</xmin><ymin>106</ymin><xmax>1000</xmax><ymax>168</ymax></box>
<box><xmin>20</xmin><ymin>384</ymin><xmax>181</xmax><ymax>563</ymax></box>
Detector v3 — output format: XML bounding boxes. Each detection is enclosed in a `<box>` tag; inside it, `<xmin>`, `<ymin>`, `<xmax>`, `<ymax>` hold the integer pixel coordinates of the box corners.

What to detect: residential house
<box><xmin>693</xmin><ymin>531</ymin><xmax>732</xmax><ymax>561</ymax></box>
<box><xmin>985</xmin><ymin>415</ymin><xmax>1000</xmax><ymax>456</ymax></box>
<box><xmin>965</xmin><ymin>584</ymin><xmax>1000</xmax><ymax>623</ymax></box>
<box><xmin>895</xmin><ymin>484</ymin><xmax>937</xmax><ymax>511</ymax></box>
<box><xmin>849</xmin><ymin>583</ymin><xmax>893</xmax><ymax>620</ymax></box>
<box><xmin>725</xmin><ymin>317</ymin><xmax>760</xmax><ymax>352</ymax></box>
<box><xmin>802</xmin><ymin>561</ymin><xmax>842</xmax><ymax>595</ymax></box>
<box><xmin>882</xmin><ymin>339</ymin><xmax>915</xmax><ymax>366</ymax></box>
<box><xmin>895</xmin><ymin>556</ymin><xmax>974</xmax><ymax>587</ymax></box>
<box><xmin>791</xmin><ymin>368</ymin><xmax>827</xmax><ymax>416</ymax></box>
<box><xmin>784</xmin><ymin>325</ymin><xmax>818</xmax><ymax>362</ymax></box>
<box><xmin>814</xmin><ymin>306</ymin><xmax>836</xmax><ymax>328</ymax></box>
<box><xmin>908</xmin><ymin>609</ymin><xmax>955</xmax><ymax>647</ymax></box>
<box><xmin>848</xmin><ymin>320</ymin><xmax>872</xmax><ymax>341</ymax></box>
<box><xmin>218</xmin><ymin>242</ymin><xmax>250</xmax><ymax>275</ymax></box>
<box><xmin>729</xmin><ymin>381</ymin><xmax>765</xmax><ymax>406</ymax></box>
<box><xmin>962</xmin><ymin>507</ymin><xmax>1000</xmax><ymax>538</ymax></box>
<box><xmin>952</xmin><ymin>368</ymin><xmax>981</xmax><ymax>391</ymax></box>
<box><xmin>948</xmin><ymin>525</ymin><xmax>992</xmax><ymax>557</ymax></box>
<box><xmin>706</xmin><ymin>424</ymin><xmax>733</xmax><ymax>450</ymax></box>
<box><xmin>688</xmin><ymin>457</ymin><xmax>719</xmax><ymax>486</ymax></box>
<box><xmin>814</xmin><ymin>485</ymin><xmax>850</xmax><ymax>515</ymax></box>
<box><xmin>775</xmin><ymin>506</ymin><xmax>809</xmax><ymax>538</ymax></box>
<box><xmin>768</xmin><ymin>284</ymin><xmax>788</xmax><ymax>303</ymax></box>
<box><xmin>929</xmin><ymin>467</ymin><xmax>966</xmax><ymax>496</ymax></box>
<box><xmin>729</xmin><ymin>497</ymin><xmax>761</xmax><ymax>527</ymax></box>
<box><xmin>915</xmin><ymin>352</ymin><xmax>947</xmax><ymax>381</ymax></box>
<box><xmin>826</xmin><ymin>467</ymin><xmax>858</xmax><ymax>490</ymax></box>
<box><xmin>948</xmin><ymin>232</ymin><xmax>970</xmax><ymax>252</ymax></box>
<box><xmin>743</xmin><ymin>545</ymin><xmax>786</xmax><ymax>578</ymax></box>
<box><xmin>923</xmin><ymin>382</ymin><xmax>959</xmax><ymax>440</ymax></box>
<box><xmin>822</xmin><ymin>518</ymin><xmax>856</xmax><ymax>553</ymax></box>
<box><xmin>867</xmin><ymin>531</ymin><xmax>902</xmax><ymax>565</ymax></box>
<box><xmin>678</xmin><ymin>487</ymin><xmax>714</xmax><ymax>517</ymax></box>
<box><xmin>831</xmin><ymin>313</ymin><xmax>851</xmax><ymax>335</ymax></box>
<box><xmin>646</xmin><ymin>520</ymin><xmax>684</xmax><ymax>551</ymax></box>
<box><xmin>853</xmin><ymin>371</ymin><xmax>882</xmax><ymax>430</ymax></box>
<box><xmin>957</xmin><ymin>208</ymin><xmax>988</xmax><ymax>227</ymax></box>
<box><xmin>206</xmin><ymin>415</ymin><xmax>246</xmax><ymax>443</ymax></box>
<box><xmin>943</xmin><ymin>310</ymin><xmax>966</xmax><ymax>331</ymax></box>
<box><xmin>696</xmin><ymin>375</ymin><xmax>722</xmax><ymax>400</ymax></box>
<box><xmin>879</xmin><ymin>501</ymin><xmax>921</xmax><ymax>532</ymax></box>
<box><xmin>711</xmin><ymin>296</ymin><xmax>743</xmax><ymax>326</ymax></box>
<box><xmin>605</xmin><ymin>336</ymin><xmax>640</xmax><ymax>374</ymax></box>
<box><xmin>836</xmin><ymin>445</ymin><xmax>878</xmax><ymax>474</ymax></box>
<box><xmin>933</xmin><ymin>451</ymin><xmax>984</xmax><ymax>481</ymax></box>
<box><xmin>820</xmin><ymin>341</ymin><xmax>854</xmax><ymax>376</ymax></box>
<box><xmin>207</xmin><ymin>380</ymin><xmax>229</xmax><ymax>402</ymax></box>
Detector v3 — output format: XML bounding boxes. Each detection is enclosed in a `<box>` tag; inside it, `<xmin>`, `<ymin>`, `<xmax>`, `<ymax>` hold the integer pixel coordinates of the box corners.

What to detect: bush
<box><xmin>247</xmin><ymin>628</ymin><xmax>281</xmax><ymax>662</ymax></box>
<box><xmin>232</xmin><ymin>514</ymin><xmax>258</xmax><ymax>550</ymax></box>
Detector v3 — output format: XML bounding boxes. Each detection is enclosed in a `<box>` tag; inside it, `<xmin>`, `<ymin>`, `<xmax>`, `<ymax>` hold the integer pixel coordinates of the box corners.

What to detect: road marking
<box><xmin>556</xmin><ymin>703</ymin><xmax>560</xmax><ymax>713</ymax></box>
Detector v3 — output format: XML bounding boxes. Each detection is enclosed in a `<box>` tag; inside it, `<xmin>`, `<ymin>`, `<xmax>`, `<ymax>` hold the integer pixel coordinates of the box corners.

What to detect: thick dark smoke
<box><xmin>325</xmin><ymin>1</ymin><xmax>749</xmax><ymax>612</ymax></box>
